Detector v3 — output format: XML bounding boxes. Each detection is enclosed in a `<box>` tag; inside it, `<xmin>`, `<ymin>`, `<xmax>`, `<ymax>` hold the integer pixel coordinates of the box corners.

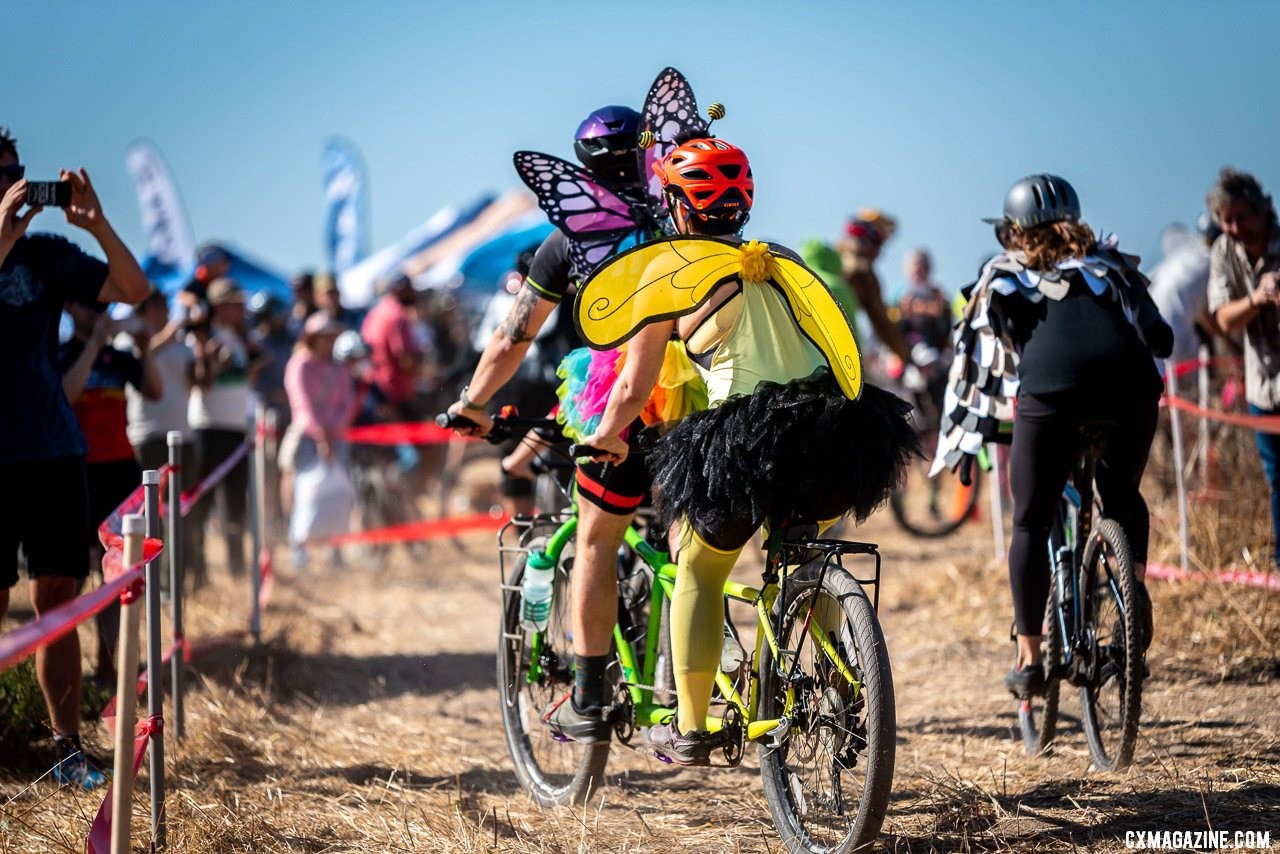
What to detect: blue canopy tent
<box><xmin>455</xmin><ymin>221</ymin><xmax>555</xmax><ymax>297</ymax></box>
<box><xmin>143</xmin><ymin>245</ymin><xmax>292</xmax><ymax>304</ymax></box>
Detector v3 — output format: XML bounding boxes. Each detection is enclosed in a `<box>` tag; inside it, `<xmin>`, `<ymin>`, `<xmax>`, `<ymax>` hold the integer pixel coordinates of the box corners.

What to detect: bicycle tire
<box><xmin>758</xmin><ymin>562</ymin><xmax>895</xmax><ymax>854</ymax></box>
<box><xmin>497</xmin><ymin>533</ymin><xmax>609</xmax><ymax>806</ymax></box>
<box><xmin>1017</xmin><ymin>592</ymin><xmax>1062</xmax><ymax>755</ymax></box>
<box><xmin>889</xmin><ymin>459</ymin><xmax>981</xmax><ymax>539</ymax></box>
<box><xmin>1078</xmin><ymin>518</ymin><xmax>1143</xmax><ymax>771</ymax></box>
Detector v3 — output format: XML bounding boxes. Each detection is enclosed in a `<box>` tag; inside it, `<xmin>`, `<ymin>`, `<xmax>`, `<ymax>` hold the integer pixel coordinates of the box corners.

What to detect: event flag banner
<box><xmin>323</xmin><ymin>138</ymin><xmax>370</xmax><ymax>275</ymax></box>
<box><xmin>125</xmin><ymin>139</ymin><xmax>196</xmax><ymax>282</ymax></box>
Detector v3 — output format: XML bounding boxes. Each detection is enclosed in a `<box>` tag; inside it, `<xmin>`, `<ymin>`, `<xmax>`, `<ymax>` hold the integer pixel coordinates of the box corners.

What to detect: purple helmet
<box><xmin>573</xmin><ymin>105</ymin><xmax>642</xmax><ymax>188</ymax></box>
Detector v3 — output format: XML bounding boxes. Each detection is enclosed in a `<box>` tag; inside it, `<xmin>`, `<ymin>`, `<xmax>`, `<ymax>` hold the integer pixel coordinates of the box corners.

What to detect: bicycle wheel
<box><xmin>1017</xmin><ymin>592</ymin><xmax>1062</xmax><ymax>755</ymax></box>
<box><xmin>1078</xmin><ymin>518</ymin><xmax>1143</xmax><ymax>771</ymax></box>
<box><xmin>497</xmin><ymin>534</ymin><xmax>610</xmax><ymax>805</ymax></box>
<box><xmin>758</xmin><ymin>562</ymin><xmax>895</xmax><ymax>854</ymax></box>
<box><xmin>889</xmin><ymin>456</ymin><xmax>980</xmax><ymax>538</ymax></box>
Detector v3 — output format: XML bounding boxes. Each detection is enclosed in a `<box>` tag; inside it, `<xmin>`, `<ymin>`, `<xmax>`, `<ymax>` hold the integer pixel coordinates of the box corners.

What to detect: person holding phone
<box><xmin>0</xmin><ymin>125</ymin><xmax>148</xmax><ymax>789</ymax></box>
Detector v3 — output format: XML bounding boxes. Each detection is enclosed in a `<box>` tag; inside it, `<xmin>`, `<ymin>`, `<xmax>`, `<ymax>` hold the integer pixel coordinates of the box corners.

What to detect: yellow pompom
<box><xmin>706</xmin><ymin>102</ymin><xmax>726</xmax><ymax>121</ymax></box>
<box><xmin>738</xmin><ymin>240</ymin><xmax>774</xmax><ymax>283</ymax></box>
<box><xmin>638</xmin><ymin>130</ymin><xmax>656</xmax><ymax>149</ymax></box>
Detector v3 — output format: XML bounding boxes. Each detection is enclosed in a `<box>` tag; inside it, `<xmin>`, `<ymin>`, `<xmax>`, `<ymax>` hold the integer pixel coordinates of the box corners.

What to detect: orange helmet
<box><xmin>654</xmin><ymin>137</ymin><xmax>753</xmax><ymax>230</ymax></box>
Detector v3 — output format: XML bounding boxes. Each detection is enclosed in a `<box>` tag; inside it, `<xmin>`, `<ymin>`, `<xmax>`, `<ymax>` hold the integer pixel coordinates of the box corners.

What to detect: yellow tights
<box><xmin>671</xmin><ymin>524</ymin><xmax>743</xmax><ymax>733</ymax></box>
<box><xmin>670</xmin><ymin>518</ymin><xmax>838</xmax><ymax>734</ymax></box>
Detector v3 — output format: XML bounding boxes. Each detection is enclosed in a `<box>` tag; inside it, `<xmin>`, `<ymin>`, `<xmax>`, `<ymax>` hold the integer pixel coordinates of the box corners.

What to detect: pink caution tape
<box><xmin>87</xmin><ymin>715</ymin><xmax>163</xmax><ymax>854</ymax></box>
<box><xmin>1161</xmin><ymin>394</ymin><xmax>1280</xmax><ymax>434</ymax></box>
<box><xmin>0</xmin><ymin>542</ymin><xmax>163</xmax><ymax>674</ymax></box>
<box><xmin>1146</xmin><ymin>561</ymin><xmax>1280</xmax><ymax>592</ymax></box>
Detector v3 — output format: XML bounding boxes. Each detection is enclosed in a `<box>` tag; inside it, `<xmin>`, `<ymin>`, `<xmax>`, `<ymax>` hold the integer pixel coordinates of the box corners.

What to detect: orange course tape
<box><xmin>326</xmin><ymin>512</ymin><xmax>509</xmax><ymax>547</ymax></box>
<box><xmin>344</xmin><ymin>422</ymin><xmax>476</xmax><ymax>445</ymax></box>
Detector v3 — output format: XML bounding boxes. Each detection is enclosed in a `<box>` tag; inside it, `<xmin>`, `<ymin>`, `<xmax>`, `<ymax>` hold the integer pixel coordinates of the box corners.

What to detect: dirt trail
<box><xmin>2</xmin><ymin>494</ymin><xmax>1278</xmax><ymax>852</ymax></box>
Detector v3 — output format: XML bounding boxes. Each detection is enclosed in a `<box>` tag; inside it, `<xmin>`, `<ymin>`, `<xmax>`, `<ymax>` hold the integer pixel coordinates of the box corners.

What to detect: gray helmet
<box><xmin>984</xmin><ymin>174</ymin><xmax>1081</xmax><ymax>229</ymax></box>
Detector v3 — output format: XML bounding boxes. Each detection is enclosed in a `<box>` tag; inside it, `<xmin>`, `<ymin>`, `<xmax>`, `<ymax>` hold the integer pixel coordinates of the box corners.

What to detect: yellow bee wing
<box><xmin>575</xmin><ymin>236</ymin><xmax>742</xmax><ymax>350</ymax></box>
<box><xmin>770</xmin><ymin>254</ymin><xmax>864</xmax><ymax>399</ymax></box>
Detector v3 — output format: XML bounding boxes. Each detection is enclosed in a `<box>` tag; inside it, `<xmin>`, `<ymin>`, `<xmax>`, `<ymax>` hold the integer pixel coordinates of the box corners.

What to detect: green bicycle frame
<box><xmin>519</xmin><ymin>505</ymin><xmax>866</xmax><ymax>744</ymax></box>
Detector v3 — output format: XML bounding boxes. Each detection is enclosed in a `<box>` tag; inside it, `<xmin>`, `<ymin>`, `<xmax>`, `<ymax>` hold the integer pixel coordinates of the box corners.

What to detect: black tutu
<box><xmin>648</xmin><ymin>371</ymin><xmax>920</xmax><ymax>548</ymax></box>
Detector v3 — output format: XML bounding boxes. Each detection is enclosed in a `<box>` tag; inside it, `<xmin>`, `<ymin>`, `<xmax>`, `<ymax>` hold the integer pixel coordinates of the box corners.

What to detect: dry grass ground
<box><xmin>2</xmin><ymin>447</ymin><xmax>1279</xmax><ymax>852</ymax></box>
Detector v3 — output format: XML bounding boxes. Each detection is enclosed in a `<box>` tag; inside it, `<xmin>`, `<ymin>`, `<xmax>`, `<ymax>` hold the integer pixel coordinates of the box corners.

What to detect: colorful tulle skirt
<box><xmin>555</xmin><ymin>341</ymin><xmax>709</xmax><ymax>443</ymax></box>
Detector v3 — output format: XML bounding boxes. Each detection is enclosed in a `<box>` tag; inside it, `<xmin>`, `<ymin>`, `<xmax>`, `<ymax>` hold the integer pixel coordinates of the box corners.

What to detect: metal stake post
<box><xmin>1167</xmin><ymin>369</ymin><xmax>1191</xmax><ymax>573</ymax></box>
<box><xmin>166</xmin><ymin>431</ymin><xmax>185</xmax><ymax>741</ymax></box>
<box><xmin>143</xmin><ymin>470</ymin><xmax>166</xmax><ymax>850</ymax></box>
<box><xmin>111</xmin><ymin>514</ymin><xmax>146</xmax><ymax>854</ymax></box>
<box><xmin>986</xmin><ymin>444</ymin><xmax>1006</xmax><ymax>565</ymax></box>
<box><xmin>248</xmin><ymin>409</ymin><xmax>264</xmax><ymax>646</ymax></box>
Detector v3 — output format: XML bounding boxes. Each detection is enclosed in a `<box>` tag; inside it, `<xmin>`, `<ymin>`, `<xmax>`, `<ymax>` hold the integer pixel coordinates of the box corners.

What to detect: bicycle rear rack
<box><xmin>779</xmin><ymin>539</ymin><xmax>883</xmax><ymax>610</ymax></box>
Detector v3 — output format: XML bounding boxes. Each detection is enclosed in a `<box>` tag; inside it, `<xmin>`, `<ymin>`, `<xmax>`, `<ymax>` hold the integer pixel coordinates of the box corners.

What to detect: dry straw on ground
<box><xmin>2</xmin><ymin>440</ymin><xmax>1278</xmax><ymax>852</ymax></box>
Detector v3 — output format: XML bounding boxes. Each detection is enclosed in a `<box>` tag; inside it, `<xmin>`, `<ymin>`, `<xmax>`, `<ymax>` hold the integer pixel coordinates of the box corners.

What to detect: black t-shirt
<box><xmin>992</xmin><ymin>269</ymin><xmax>1164</xmax><ymax>398</ymax></box>
<box><xmin>524</xmin><ymin>230</ymin><xmax>574</xmax><ymax>303</ymax></box>
<box><xmin>521</xmin><ymin>230</ymin><xmax>584</xmax><ymax>362</ymax></box>
<box><xmin>0</xmin><ymin>233</ymin><xmax>109</xmax><ymax>463</ymax></box>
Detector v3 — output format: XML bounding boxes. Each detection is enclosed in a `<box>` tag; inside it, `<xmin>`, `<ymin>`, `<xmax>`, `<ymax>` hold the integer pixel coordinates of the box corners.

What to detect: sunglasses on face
<box><xmin>0</xmin><ymin>164</ymin><xmax>26</xmax><ymax>182</ymax></box>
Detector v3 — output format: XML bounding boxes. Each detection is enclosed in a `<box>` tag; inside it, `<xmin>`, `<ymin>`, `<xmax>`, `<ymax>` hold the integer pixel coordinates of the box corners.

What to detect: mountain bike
<box><xmin>438</xmin><ymin>411</ymin><xmax>897</xmax><ymax>853</ymax></box>
<box><xmin>1016</xmin><ymin>421</ymin><xmax>1144</xmax><ymax>770</ymax></box>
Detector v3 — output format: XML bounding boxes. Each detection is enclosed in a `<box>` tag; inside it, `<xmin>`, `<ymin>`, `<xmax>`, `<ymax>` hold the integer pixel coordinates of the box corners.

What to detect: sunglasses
<box><xmin>0</xmin><ymin>164</ymin><xmax>25</xmax><ymax>182</ymax></box>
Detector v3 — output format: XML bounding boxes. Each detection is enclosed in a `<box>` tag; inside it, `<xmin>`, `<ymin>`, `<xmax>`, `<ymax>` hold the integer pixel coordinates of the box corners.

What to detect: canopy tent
<box><xmin>403</xmin><ymin>190</ymin><xmax>541</xmax><ymax>290</ymax></box>
<box><xmin>337</xmin><ymin>193</ymin><xmax>496</xmax><ymax>308</ymax></box>
<box><xmin>454</xmin><ymin>220</ymin><xmax>555</xmax><ymax>295</ymax></box>
<box><xmin>143</xmin><ymin>245</ymin><xmax>292</xmax><ymax>304</ymax></box>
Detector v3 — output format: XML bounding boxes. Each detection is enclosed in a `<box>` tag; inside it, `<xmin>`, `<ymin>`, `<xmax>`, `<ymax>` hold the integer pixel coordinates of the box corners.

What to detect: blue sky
<box><xmin>8</xmin><ymin>1</ymin><xmax>1278</xmax><ymax>293</ymax></box>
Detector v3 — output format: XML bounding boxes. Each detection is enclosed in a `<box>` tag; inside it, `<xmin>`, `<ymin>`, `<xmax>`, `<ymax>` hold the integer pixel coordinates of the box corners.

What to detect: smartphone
<box><xmin>26</xmin><ymin>180</ymin><xmax>72</xmax><ymax>208</ymax></box>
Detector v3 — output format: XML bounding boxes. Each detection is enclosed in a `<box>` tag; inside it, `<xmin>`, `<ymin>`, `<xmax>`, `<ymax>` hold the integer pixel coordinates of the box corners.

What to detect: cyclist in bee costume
<box><xmin>577</xmin><ymin>137</ymin><xmax>918</xmax><ymax>764</ymax></box>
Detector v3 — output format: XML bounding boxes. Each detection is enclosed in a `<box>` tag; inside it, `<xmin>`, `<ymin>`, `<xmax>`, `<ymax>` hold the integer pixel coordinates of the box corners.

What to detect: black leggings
<box><xmin>1009</xmin><ymin>388</ymin><xmax>1159</xmax><ymax>636</ymax></box>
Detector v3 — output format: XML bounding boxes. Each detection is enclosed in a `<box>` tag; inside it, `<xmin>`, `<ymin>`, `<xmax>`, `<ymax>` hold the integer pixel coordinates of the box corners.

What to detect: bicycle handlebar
<box><xmin>435</xmin><ymin>411</ymin><xmax>565</xmax><ymax>445</ymax></box>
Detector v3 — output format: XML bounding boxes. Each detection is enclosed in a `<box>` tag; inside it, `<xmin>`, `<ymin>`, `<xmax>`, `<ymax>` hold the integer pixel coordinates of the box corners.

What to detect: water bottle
<box><xmin>521</xmin><ymin>551</ymin><xmax>556</xmax><ymax>631</ymax></box>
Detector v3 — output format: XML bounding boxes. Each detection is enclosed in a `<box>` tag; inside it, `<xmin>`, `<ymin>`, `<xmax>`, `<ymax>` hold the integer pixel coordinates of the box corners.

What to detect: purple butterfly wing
<box><xmin>637</xmin><ymin>67</ymin><xmax>709</xmax><ymax>204</ymax></box>
<box><xmin>514</xmin><ymin>150</ymin><xmax>649</xmax><ymax>277</ymax></box>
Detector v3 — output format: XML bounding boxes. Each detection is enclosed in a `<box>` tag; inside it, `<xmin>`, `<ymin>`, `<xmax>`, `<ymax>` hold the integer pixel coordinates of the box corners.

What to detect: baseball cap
<box><xmin>206</xmin><ymin>277</ymin><xmax>245</xmax><ymax>306</ymax></box>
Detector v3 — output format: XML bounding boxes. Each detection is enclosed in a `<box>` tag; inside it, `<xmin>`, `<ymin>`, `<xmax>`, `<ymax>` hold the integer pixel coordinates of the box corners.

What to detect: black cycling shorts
<box><xmin>1</xmin><ymin>455</ymin><xmax>91</xmax><ymax>586</ymax></box>
<box><xmin>576</xmin><ymin>453</ymin><xmax>651</xmax><ymax>516</ymax></box>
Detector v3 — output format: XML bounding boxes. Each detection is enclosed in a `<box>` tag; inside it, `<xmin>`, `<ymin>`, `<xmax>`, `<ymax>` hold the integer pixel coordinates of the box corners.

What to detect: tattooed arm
<box><xmin>445</xmin><ymin>285</ymin><xmax>557</xmax><ymax>434</ymax></box>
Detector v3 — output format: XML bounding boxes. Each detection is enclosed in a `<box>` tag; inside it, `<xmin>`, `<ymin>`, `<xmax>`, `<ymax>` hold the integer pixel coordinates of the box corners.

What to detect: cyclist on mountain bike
<box><xmin>445</xmin><ymin>105</ymin><xmax>659</xmax><ymax>743</ymax></box>
<box><xmin>576</xmin><ymin>137</ymin><xmax>919</xmax><ymax>764</ymax></box>
<box><xmin>932</xmin><ymin>175</ymin><xmax>1173</xmax><ymax>697</ymax></box>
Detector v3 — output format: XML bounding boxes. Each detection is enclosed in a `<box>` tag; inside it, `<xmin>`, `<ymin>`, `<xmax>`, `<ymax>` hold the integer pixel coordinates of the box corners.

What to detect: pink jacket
<box><xmin>284</xmin><ymin>350</ymin><xmax>358</xmax><ymax>440</ymax></box>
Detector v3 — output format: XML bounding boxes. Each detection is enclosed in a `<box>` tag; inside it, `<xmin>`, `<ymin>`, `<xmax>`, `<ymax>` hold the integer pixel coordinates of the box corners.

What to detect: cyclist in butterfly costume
<box><xmin>575</xmin><ymin>137</ymin><xmax>919</xmax><ymax>764</ymax></box>
<box><xmin>930</xmin><ymin>175</ymin><xmax>1172</xmax><ymax>697</ymax></box>
<box><xmin>447</xmin><ymin>68</ymin><xmax>714</xmax><ymax>743</ymax></box>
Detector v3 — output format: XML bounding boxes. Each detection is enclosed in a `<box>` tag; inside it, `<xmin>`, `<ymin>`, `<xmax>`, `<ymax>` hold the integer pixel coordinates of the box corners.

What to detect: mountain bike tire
<box><xmin>1078</xmin><ymin>518</ymin><xmax>1143</xmax><ymax>771</ymax></box>
<box><xmin>888</xmin><ymin>459</ymin><xmax>981</xmax><ymax>539</ymax></box>
<box><xmin>497</xmin><ymin>534</ymin><xmax>609</xmax><ymax>806</ymax></box>
<box><xmin>758</xmin><ymin>562</ymin><xmax>895</xmax><ymax>854</ymax></box>
<box><xmin>1017</xmin><ymin>592</ymin><xmax>1062</xmax><ymax>755</ymax></box>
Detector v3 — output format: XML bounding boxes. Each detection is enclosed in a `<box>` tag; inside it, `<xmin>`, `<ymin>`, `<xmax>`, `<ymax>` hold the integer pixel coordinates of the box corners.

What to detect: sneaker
<box><xmin>1004</xmin><ymin>664</ymin><xmax>1047</xmax><ymax>698</ymax></box>
<box><xmin>542</xmin><ymin>693</ymin><xmax>611</xmax><ymax>744</ymax></box>
<box><xmin>646</xmin><ymin>720</ymin><xmax>724</xmax><ymax>766</ymax></box>
<box><xmin>52</xmin><ymin>737</ymin><xmax>107</xmax><ymax>791</ymax></box>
